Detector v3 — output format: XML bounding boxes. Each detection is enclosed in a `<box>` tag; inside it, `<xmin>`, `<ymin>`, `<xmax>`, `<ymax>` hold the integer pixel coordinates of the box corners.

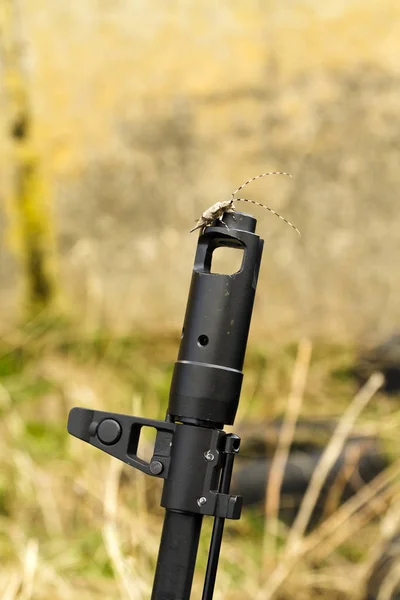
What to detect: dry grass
<box><xmin>1</xmin><ymin>326</ymin><xmax>399</xmax><ymax>599</ymax></box>
<box><xmin>264</xmin><ymin>337</ymin><xmax>312</xmax><ymax>562</ymax></box>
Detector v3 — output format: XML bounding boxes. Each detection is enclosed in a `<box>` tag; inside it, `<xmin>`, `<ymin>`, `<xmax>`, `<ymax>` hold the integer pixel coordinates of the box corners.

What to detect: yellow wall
<box><xmin>1</xmin><ymin>1</ymin><xmax>399</xmax><ymax>338</ymax></box>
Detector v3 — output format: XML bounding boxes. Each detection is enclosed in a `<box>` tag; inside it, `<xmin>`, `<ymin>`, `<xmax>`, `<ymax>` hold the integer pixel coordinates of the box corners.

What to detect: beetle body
<box><xmin>190</xmin><ymin>199</ymin><xmax>236</xmax><ymax>234</ymax></box>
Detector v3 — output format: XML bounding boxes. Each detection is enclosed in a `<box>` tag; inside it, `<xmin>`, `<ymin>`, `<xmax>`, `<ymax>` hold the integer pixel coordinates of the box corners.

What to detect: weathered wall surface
<box><xmin>1</xmin><ymin>1</ymin><xmax>399</xmax><ymax>339</ymax></box>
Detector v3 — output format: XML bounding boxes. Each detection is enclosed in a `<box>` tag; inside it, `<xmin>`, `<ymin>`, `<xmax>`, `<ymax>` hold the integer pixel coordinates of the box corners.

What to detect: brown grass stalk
<box><xmin>102</xmin><ymin>458</ymin><xmax>146</xmax><ymax>600</ymax></box>
<box><xmin>303</xmin><ymin>469</ymin><xmax>400</xmax><ymax>558</ymax></box>
<box><xmin>255</xmin><ymin>462</ymin><xmax>400</xmax><ymax>600</ymax></box>
<box><xmin>377</xmin><ymin>560</ymin><xmax>400</xmax><ymax>600</ymax></box>
<box><xmin>263</xmin><ymin>338</ymin><xmax>312</xmax><ymax>563</ymax></box>
<box><xmin>2</xmin><ymin>572</ymin><xmax>21</xmax><ymax>600</ymax></box>
<box><xmin>18</xmin><ymin>538</ymin><xmax>39</xmax><ymax>600</ymax></box>
<box><xmin>255</xmin><ymin>373</ymin><xmax>386</xmax><ymax>600</ymax></box>
<box><xmin>286</xmin><ymin>372</ymin><xmax>384</xmax><ymax>553</ymax></box>
<box><xmin>357</xmin><ymin>501</ymin><xmax>400</xmax><ymax>600</ymax></box>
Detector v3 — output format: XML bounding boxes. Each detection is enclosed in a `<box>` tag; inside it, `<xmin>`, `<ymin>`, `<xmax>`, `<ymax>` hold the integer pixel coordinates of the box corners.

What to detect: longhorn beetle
<box><xmin>190</xmin><ymin>171</ymin><xmax>300</xmax><ymax>236</ymax></box>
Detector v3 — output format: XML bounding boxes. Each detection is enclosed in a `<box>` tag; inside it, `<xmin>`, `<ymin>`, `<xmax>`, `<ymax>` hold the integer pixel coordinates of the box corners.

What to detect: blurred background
<box><xmin>1</xmin><ymin>0</ymin><xmax>399</xmax><ymax>339</ymax></box>
<box><xmin>1</xmin><ymin>1</ymin><xmax>400</xmax><ymax>599</ymax></box>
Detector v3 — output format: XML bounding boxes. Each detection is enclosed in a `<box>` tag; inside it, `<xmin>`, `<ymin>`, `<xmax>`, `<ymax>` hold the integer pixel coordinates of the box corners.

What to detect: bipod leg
<box><xmin>202</xmin><ymin>434</ymin><xmax>241</xmax><ymax>600</ymax></box>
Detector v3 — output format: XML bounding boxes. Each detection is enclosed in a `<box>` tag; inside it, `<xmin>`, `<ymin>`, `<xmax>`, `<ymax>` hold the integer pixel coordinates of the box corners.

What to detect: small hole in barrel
<box><xmin>198</xmin><ymin>335</ymin><xmax>209</xmax><ymax>347</ymax></box>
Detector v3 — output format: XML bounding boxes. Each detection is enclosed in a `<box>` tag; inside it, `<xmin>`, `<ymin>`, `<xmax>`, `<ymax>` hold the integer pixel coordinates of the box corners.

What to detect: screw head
<box><xmin>96</xmin><ymin>419</ymin><xmax>122</xmax><ymax>445</ymax></box>
<box><xmin>204</xmin><ymin>450</ymin><xmax>215</xmax><ymax>462</ymax></box>
<box><xmin>150</xmin><ymin>460</ymin><xmax>163</xmax><ymax>475</ymax></box>
<box><xmin>197</xmin><ymin>496</ymin><xmax>207</xmax><ymax>507</ymax></box>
